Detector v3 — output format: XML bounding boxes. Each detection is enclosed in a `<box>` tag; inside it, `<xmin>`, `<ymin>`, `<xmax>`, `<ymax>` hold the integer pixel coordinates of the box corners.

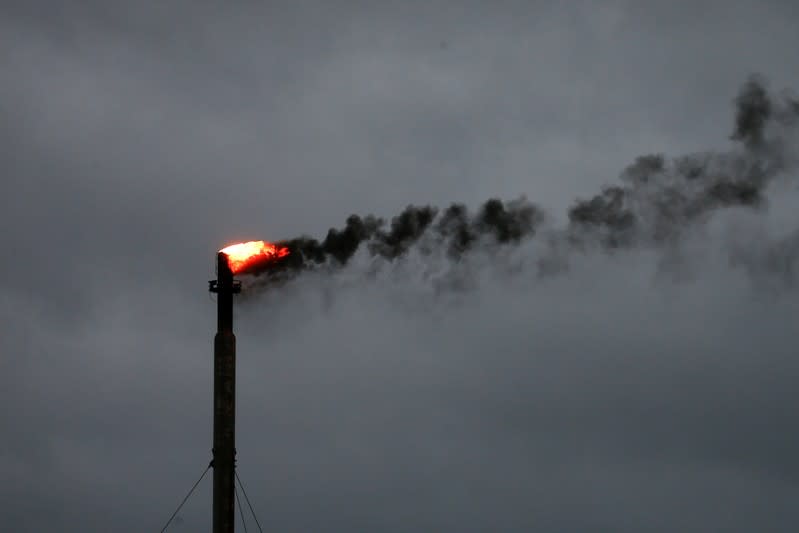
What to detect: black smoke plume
<box><xmin>731</xmin><ymin>75</ymin><xmax>773</xmax><ymax>149</ymax></box>
<box><xmin>562</xmin><ymin>74</ymin><xmax>797</xmax><ymax>253</ymax></box>
<box><xmin>271</xmin><ymin>198</ymin><xmax>544</xmax><ymax>275</ymax></box>
<box><xmin>245</xmin><ymin>75</ymin><xmax>798</xmax><ymax>284</ymax></box>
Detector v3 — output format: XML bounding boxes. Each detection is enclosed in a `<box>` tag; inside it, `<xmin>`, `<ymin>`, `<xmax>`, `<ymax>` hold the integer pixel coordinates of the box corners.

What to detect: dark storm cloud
<box><xmin>2</xmin><ymin>1</ymin><xmax>799</xmax><ymax>532</ymax></box>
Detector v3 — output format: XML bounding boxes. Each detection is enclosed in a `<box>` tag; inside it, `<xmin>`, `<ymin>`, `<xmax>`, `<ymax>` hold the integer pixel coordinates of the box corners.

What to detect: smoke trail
<box><xmin>271</xmin><ymin>198</ymin><xmax>545</xmax><ymax>274</ymax></box>
<box><xmin>249</xmin><ymin>75</ymin><xmax>798</xmax><ymax>284</ymax></box>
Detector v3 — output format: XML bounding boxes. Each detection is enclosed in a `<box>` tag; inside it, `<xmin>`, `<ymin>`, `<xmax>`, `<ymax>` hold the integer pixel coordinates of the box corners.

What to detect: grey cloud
<box><xmin>2</xmin><ymin>1</ymin><xmax>799</xmax><ymax>532</ymax></box>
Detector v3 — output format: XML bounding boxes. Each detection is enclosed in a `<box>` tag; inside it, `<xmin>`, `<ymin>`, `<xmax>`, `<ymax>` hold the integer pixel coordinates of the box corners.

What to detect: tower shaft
<box><xmin>211</xmin><ymin>252</ymin><xmax>238</xmax><ymax>533</ymax></box>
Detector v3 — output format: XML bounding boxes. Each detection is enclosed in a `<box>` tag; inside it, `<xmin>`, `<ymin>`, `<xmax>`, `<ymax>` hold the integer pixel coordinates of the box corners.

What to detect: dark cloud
<box><xmin>2</xmin><ymin>2</ymin><xmax>799</xmax><ymax>532</ymax></box>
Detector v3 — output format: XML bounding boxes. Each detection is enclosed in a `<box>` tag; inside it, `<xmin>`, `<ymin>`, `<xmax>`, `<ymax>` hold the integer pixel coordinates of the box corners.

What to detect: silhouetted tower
<box><xmin>209</xmin><ymin>252</ymin><xmax>241</xmax><ymax>533</ymax></box>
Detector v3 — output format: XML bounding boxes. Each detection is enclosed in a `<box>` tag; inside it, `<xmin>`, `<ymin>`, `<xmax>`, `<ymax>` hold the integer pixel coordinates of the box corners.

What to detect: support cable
<box><xmin>234</xmin><ymin>480</ymin><xmax>250</xmax><ymax>533</ymax></box>
<box><xmin>159</xmin><ymin>462</ymin><xmax>211</xmax><ymax>532</ymax></box>
<box><xmin>235</xmin><ymin>470</ymin><xmax>264</xmax><ymax>533</ymax></box>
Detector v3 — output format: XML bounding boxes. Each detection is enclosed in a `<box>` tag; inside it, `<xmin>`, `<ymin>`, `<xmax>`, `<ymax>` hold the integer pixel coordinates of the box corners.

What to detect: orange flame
<box><xmin>220</xmin><ymin>240</ymin><xmax>290</xmax><ymax>274</ymax></box>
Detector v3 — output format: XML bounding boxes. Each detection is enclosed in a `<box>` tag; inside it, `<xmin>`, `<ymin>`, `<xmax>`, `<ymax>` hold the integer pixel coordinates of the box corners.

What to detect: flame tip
<box><xmin>218</xmin><ymin>239</ymin><xmax>290</xmax><ymax>274</ymax></box>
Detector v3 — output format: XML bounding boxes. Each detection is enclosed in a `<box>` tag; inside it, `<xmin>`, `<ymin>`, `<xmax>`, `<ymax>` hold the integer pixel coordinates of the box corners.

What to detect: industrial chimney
<box><xmin>206</xmin><ymin>240</ymin><xmax>289</xmax><ymax>532</ymax></box>
<box><xmin>209</xmin><ymin>252</ymin><xmax>241</xmax><ymax>533</ymax></box>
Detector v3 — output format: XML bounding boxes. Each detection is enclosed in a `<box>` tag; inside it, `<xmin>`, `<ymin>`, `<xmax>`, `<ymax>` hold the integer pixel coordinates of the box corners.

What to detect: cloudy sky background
<box><xmin>2</xmin><ymin>1</ymin><xmax>799</xmax><ymax>531</ymax></box>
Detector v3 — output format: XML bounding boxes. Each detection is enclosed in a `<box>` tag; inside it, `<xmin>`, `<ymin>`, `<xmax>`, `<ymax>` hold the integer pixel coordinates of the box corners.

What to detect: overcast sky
<box><xmin>2</xmin><ymin>1</ymin><xmax>799</xmax><ymax>531</ymax></box>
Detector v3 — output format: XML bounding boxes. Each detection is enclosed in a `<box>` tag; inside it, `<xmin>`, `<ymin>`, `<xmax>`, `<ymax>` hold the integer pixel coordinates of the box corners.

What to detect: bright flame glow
<box><xmin>220</xmin><ymin>240</ymin><xmax>290</xmax><ymax>273</ymax></box>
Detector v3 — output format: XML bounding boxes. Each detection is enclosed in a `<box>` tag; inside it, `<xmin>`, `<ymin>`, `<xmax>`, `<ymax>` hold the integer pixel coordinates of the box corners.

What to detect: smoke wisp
<box><xmin>246</xmin><ymin>76</ymin><xmax>798</xmax><ymax>288</ymax></box>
